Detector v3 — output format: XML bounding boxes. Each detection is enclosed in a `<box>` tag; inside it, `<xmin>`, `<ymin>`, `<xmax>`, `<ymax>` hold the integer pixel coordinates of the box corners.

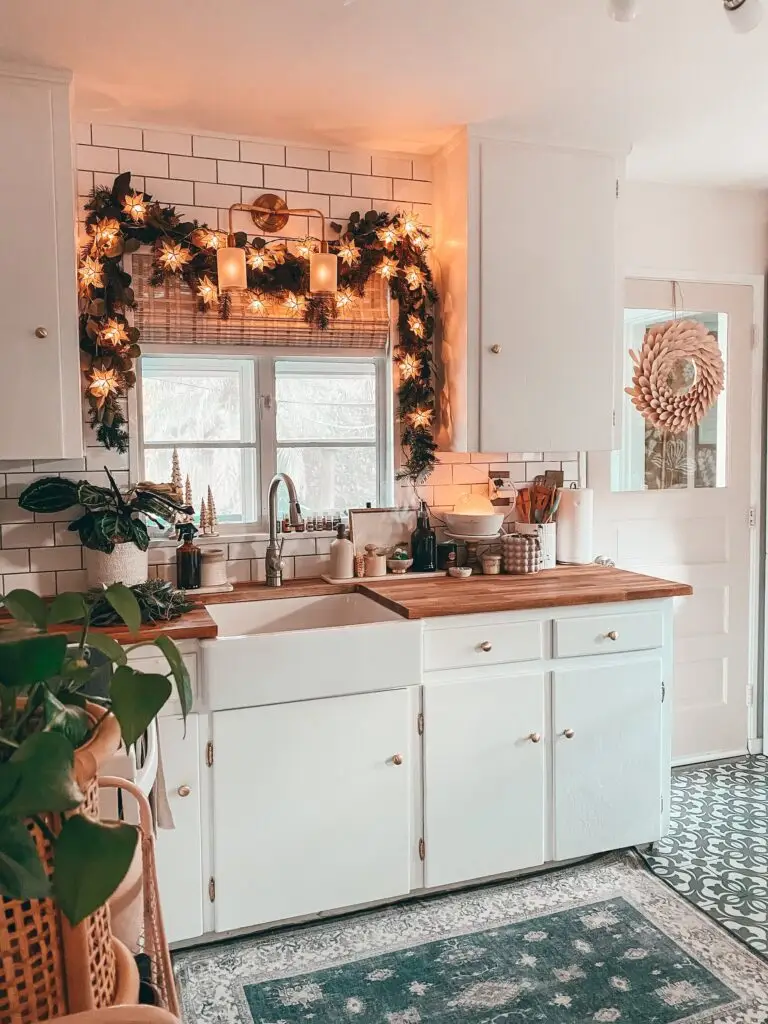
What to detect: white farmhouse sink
<box><xmin>207</xmin><ymin>593</ymin><xmax>403</xmax><ymax>637</ymax></box>
<box><xmin>201</xmin><ymin>593</ymin><xmax>422</xmax><ymax>711</ymax></box>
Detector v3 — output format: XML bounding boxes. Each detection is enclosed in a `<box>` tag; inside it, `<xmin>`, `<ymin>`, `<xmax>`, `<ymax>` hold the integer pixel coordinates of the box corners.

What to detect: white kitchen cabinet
<box><xmin>211</xmin><ymin>689</ymin><xmax>414</xmax><ymax>932</ymax></box>
<box><xmin>433</xmin><ymin>129</ymin><xmax>620</xmax><ymax>452</ymax></box>
<box><xmin>423</xmin><ymin>672</ymin><xmax>546</xmax><ymax>888</ymax></box>
<box><xmin>552</xmin><ymin>656</ymin><xmax>664</xmax><ymax>861</ymax></box>
<box><xmin>155</xmin><ymin>714</ymin><xmax>205</xmax><ymax>944</ymax></box>
<box><xmin>0</xmin><ymin>63</ymin><xmax>82</xmax><ymax>459</ymax></box>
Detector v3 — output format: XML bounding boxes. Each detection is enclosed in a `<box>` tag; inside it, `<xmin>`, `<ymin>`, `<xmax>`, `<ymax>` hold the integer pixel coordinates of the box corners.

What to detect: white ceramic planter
<box><xmin>84</xmin><ymin>543</ymin><xmax>149</xmax><ymax>588</ymax></box>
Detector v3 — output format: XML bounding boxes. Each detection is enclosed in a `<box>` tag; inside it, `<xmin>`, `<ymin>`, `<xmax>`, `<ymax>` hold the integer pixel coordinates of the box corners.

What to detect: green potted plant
<box><xmin>18</xmin><ymin>471</ymin><xmax>192</xmax><ymax>589</ymax></box>
<box><xmin>0</xmin><ymin>583</ymin><xmax>192</xmax><ymax>1017</ymax></box>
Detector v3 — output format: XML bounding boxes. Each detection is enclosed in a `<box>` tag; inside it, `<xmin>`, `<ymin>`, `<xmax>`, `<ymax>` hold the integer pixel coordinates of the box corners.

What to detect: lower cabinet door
<box><xmin>423</xmin><ymin>672</ymin><xmax>546</xmax><ymax>888</ymax></box>
<box><xmin>553</xmin><ymin>656</ymin><xmax>663</xmax><ymax>861</ymax></box>
<box><xmin>155</xmin><ymin>714</ymin><xmax>205</xmax><ymax>944</ymax></box>
<box><xmin>212</xmin><ymin>689</ymin><xmax>413</xmax><ymax>932</ymax></box>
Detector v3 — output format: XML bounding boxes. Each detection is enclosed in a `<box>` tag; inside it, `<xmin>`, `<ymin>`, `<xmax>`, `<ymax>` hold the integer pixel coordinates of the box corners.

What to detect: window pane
<box><xmin>277</xmin><ymin>446</ymin><xmax>377</xmax><ymax>516</ymax></box>
<box><xmin>145</xmin><ymin>447</ymin><xmax>257</xmax><ymax>524</ymax></box>
<box><xmin>275</xmin><ymin>362</ymin><xmax>376</xmax><ymax>442</ymax></box>
<box><xmin>612</xmin><ymin>310</ymin><xmax>727</xmax><ymax>492</ymax></box>
<box><xmin>142</xmin><ymin>357</ymin><xmax>254</xmax><ymax>443</ymax></box>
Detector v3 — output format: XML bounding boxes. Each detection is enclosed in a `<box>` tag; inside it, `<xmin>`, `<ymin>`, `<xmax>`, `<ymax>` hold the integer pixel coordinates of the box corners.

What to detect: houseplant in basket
<box><xmin>18</xmin><ymin>471</ymin><xmax>193</xmax><ymax>588</ymax></box>
<box><xmin>0</xmin><ymin>583</ymin><xmax>193</xmax><ymax>1020</ymax></box>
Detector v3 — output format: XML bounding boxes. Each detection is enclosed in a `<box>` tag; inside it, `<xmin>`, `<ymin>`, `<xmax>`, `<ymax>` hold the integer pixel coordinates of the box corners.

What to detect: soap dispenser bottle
<box><xmin>176</xmin><ymin>521</ymin><xmax>202</xmax><ymax>590</ymax></box>
<box><xmin>329</xmin><ymin>523</ymin><xmax>355</xmax><ymax>580</ymax></box>
<box><xmin>411</xmin><ymin>500</ymin><xmax>437</xmax><ymax>572</ymax></box>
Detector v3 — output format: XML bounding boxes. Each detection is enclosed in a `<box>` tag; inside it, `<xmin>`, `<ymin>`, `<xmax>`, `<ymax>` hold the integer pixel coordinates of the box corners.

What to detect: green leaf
<box><xmin>42</xmin><ymin>691</ymin><xmax>90</xmax><ymax>747</ymax></box>
<box><xmin>47</xmin><ymin>592</ymin><xmax>88</xmax><ymax>625</ymax></box>
<box><xmin>1</xmin><ymin>589</ymin><xmax>49</xmax><ymax>629</ymax></box>
<box><xmin>77</xmin><ymin>482</ymin><xmax>113</xmax><ymax>511</ymax></box>
<box><xmin>85</xmin><ymin>632</ymin><xmax>127</xmax><ymax>666</ymax></box>
<box><xmin>0</xmin><ymin>633</ymin><xmax>68</xmax><ymax>687</ymax></box>
<box><xmin>53</xmin><ymin>816</ymin><xmax>138</xmax><ymax>925</ymax></box>
<box><xmin>130</xmin><ymin>518</ymin><xmax>150</xmax><ymax>551</ymax></box>
<box><xmin>103</xmin><ymin>584</ymin><xmax>141</xmax><ymax>634</ymax></box>
<box><xmin>17</xmin><ymin>477</ymin><xmax>79</xmax><ymax>514</ymax></box>
<box><xmin>0</xmin><ymin>819</ymin><xmax>51</xmax><ymax>900</ymax></box>
<box><xmin>3</xmin><ymin>732</ymin><xmax>82</xmax><ymax>817</ymax></box>
<box><xmin>111</xmin><ymin>665</ymin><xmax>171</xmax><ymax>747</ymax></box>
<box><xmin>154</xmin><ymin>635</ymin><xmax>192</xmax><ymax>719</ymax></box>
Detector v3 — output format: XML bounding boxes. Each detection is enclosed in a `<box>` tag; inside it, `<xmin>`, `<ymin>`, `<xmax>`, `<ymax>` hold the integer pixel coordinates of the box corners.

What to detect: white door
<box><xmin>212</xmin><ymin>690</ymin><xmax>413</xmax><ymax>932</ymax></box>
<box><xmin>423</xmin><ymin>672</ymin><xmax>546</xmax><ymax>888</ymax></box>
<box><xmin>553</xmin><ymin>657</ymin><xmax>663</xmax><ymax>861</ymax></box>
<box><xmin>479</xmin><ymin>138</ymin><xmax>617</xmax><ymax>452</ymax></box>
<box><xmin>590</xmin><ymin>279</ymin><xmax>756</xmax><ymax>762</ymax></box>
<box><xmin>155</xmin><ymin>715</ymin><xmax>205</xmax><ymax>944</ymax></box>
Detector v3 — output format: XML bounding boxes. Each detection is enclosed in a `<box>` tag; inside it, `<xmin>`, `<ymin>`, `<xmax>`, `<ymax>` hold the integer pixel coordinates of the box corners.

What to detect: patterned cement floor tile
<box><xmin>643</xmin><ymin>756</ymin><xmax>768</xmax><ymax>957</ymax></box>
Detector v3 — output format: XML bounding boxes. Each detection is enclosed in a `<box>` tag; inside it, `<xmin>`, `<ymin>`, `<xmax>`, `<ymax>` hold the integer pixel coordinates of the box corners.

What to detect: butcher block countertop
<box><xmin>358</xmin><ymin>566</ymin><xmax>692</xmax><ymax>620</ymax></box>
<box><xmin>6</xmin><ymin>568</ymin><xmax>688</xmax><ymax>641</ymax></box>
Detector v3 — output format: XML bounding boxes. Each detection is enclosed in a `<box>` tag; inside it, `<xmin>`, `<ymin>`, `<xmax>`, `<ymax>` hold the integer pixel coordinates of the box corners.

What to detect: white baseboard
<box><xmin>672</xmin><ymin>748</ymin><xmax>749</xmax><ymax>767</ymax></box>
<box><xmin>748</xmin><ymin>738</ymin><xmax>764</xmax><ymax>755</ymax></box>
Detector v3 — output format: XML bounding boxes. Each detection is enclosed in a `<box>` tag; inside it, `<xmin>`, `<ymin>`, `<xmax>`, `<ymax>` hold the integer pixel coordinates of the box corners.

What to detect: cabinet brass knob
<box><xmin>391</xmin><ymin>753</ymin><xmax>404</xmax><ymax>766</ymax></box>
<box><xmin>528</xmin><ymin>732</ymin><xmax>542</xmax><ymax>744</ymax></box>
<box><xmin>605</xmin><ymin>630</ymin><xmax>619</xmax><ymax>641</ymax></box>
<box><xmin>563</xmin><ymin>728</ymin><xmax>575</xmax><ymax>739</ymax></box>
<box><xmin>177</xmin><ymin>784</ymin><xmax>191</xmax><ymax>797</ymax></box>
<box><xmin>35</xmin><ymin>326</ymin><xmax>48</xmax><ymax>339</ymax></box>
<box><xmin>478</xmin><ymin>641</ymin><xmax>493</xmax><ymax>652</ymax></box>
<box><xmin>491</xmin><ymin>344</ymin><xmax>502</xmax><ymax>354</ymax></box>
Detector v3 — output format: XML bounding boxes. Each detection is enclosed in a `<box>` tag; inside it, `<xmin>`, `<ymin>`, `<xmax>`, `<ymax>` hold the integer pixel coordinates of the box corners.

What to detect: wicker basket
<box><xmin>0</xmin><ymin>706</ymin><xmax>139</xmax><ymax>1023</ymax></box>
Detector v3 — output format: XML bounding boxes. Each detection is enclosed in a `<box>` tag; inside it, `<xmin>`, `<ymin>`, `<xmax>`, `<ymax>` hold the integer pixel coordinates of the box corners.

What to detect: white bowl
<box><xmin>444</xmin><ymin>512</ymin><xmax>504</xmax><ymax>537</ymax></box>
<box><xmin>448</xmin><ymin>566</ymin><xmax>473</xmax><ymax>579</ymax></box>
<box><xmin>387</xmin><ymin>558</ymin><xmax>414</xmax><ymax>575</ymax></box>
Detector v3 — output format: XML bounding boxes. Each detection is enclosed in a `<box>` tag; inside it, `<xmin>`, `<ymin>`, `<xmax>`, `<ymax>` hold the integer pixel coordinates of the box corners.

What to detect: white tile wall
<box><xmin>0</xmin><ymin>122</ymin><xmax>580</xmax><ymax>596</ymax></box>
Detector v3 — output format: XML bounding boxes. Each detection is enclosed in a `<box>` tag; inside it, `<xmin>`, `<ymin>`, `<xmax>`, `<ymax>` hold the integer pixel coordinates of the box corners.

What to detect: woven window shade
<box><xmin>130</xmin><ymin>253</ymin><xmax>390</xmax><ymax>349</ymax></box>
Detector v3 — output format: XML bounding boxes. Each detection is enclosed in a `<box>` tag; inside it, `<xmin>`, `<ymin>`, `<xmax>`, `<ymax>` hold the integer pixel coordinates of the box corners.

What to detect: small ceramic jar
<box><xmin>481</xmin><ymin>553</ymin><xmax>502</xmax><ymax>575</ymax></box>
<box><xmin>363</xmin><ymin>543</ymin><xmax>387</xmax><ymax>578</ymax></box>
<box><xmin>200</xmin><ymin>548</ymin><xmax>227</xmax><ymax>588</ymax></box>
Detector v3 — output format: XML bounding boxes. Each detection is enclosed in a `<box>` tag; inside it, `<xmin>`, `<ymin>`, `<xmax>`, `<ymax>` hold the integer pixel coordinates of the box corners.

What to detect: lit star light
<box><xmin>158</xmin><ymin>240</ymin><xmax>191</xmax><ymax>272</ymax></box>
<box><xmin>399</xmin><ymin>210</ymin><xmax>421</xmax><ymax>238</ymax></box>
<box><xmin>283</xmin><ymin>292</ymin><xmax>305</xmax><ymax>317</ymax></box>
<box><xmin>335</xmin><ymin>288</ymin><xmax>356</xmax><ymax>312</ymax></box>
<box><xmin>78</xmin><ymin>256</ymin><xmax>104</xmax><ymax>292</ymax></box>
<box><xmin>247</xmin><ymin>247</ymin><xmax>275</xmax><ymax>272</ymax></box>
<box><xmin>407</xmin><ymin>313</ymin><xmax>425</xmax><ymax>338</ymax></box>
<box><xmin>338</xmin><ymin>237</ymin><xmax>360</xmax><ymax>266</ymax></box>
<box><xmin>376</xmin><ymin>224</ymin><xmax>399</xmax><ymax>249</ymax></box>
<box><xmin>197</xmin><ymin>275</ymin><xmax>218</xmax><ymax>306</ymax></box>
<box><xmin>247</xmin><ymin>290</ymin><xmax>270</xmax><ymax>316</ymax></box>
<box><xmin>409</xmin><ymin>407</ymin><xmax>432</xmax><ymax>429</ymax></box>
<box><xmin>296</xmin><ymin>237</ymin><xmax>317</xmax><ymax>259</ymax></box>
<box><xmin>99</xmin><ymin>319</ymin><xmax>129</xmax><ymax>347</ymax></box>
<box><xmin>404</xmin><ymin>264</ymin><xmax>426</xmax><ymax>290</ymax></box>
<box><xmin>122</xmin><ymin>192</ymin><xmax>147</xmax><ymax>222</ymax></box>
<box><xmin>377</xmin><ymin>256</ymin><xmax>399</xmax><ymax>280</ymax></box>
<box><xmin>87</xmin><ymin>367</ymin><xmax>119</xmax><ymax>404</ymax></box>
<box><xmin>399</xmin><ymin>353</ymin><xmax>421</xmax><ymax>380</ymax></box>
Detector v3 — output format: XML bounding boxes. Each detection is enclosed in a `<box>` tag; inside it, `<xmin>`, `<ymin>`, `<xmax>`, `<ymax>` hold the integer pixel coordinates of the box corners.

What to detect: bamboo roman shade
<box><xmin>130</xmin><ymin>253</ymin><xmax>390</xmax><ymax>350</ymax></box>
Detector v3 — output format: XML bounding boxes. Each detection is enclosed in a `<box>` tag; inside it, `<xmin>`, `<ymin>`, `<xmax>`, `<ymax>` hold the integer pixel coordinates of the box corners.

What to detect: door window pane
<box><xmin>276</xmin><ymin>446</ymin><xmax>378</xmax><ymax>517</ymax></box>
<box><xmin>612</xmin><ymin>310</ymin><xmax>727</xmax><ymax>492</ymax></box>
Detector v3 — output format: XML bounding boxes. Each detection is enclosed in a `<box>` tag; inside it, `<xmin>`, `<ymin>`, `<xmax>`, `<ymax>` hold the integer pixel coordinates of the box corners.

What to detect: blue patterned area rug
<box><xmin>174</xmin><ymin>854</ymin><xmax>768</xmax><ymax>1023</ymax></box>
<box><xmin>643</xmin><ymin>757</ymin><xmax>768</xmax><ymax>957</ymax></box>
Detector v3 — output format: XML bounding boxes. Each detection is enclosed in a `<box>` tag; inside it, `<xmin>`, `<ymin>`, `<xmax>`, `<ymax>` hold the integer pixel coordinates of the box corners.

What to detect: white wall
<box><xmin>621</xmin><ymin>181</ymin><xmax>768</xmax><ymax>277</ymax></box>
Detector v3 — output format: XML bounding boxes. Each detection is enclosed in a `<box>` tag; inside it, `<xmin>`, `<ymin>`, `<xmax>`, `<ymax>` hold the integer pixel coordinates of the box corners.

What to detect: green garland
<box><xmin>79</xmin><ymin>172</ymin><xmax>438</xmax><ymax>481</ymax></box>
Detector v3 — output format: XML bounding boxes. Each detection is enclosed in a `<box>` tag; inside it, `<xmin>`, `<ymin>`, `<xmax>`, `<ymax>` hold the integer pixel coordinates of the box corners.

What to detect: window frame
<box><xmin>132</xmin><ymin>344</ymin><xmax>393</xmax><ymax>533</ymax></box>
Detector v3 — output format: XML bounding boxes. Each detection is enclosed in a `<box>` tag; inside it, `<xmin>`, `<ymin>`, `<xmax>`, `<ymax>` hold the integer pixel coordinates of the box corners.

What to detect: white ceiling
<box><xmin>3</xmin><ymin>0</ymin><xmax>768</xmax><ymax>186</ymax></box>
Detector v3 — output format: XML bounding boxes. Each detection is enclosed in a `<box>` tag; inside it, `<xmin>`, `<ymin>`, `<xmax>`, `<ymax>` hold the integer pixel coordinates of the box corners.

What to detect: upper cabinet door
<box><xmin>0</xmin><ymin>65</ymin><xmax>82</xmax><ymax>459</ymax></box>
<box><xmin>478</xmin><ymin>139</ymin><xmax>617</xmax><ymax>453</ymax></box>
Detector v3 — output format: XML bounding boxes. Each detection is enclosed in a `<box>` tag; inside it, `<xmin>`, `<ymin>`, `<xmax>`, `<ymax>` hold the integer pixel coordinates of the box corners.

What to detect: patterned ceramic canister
<box><xmin>502</xmin><ymin>533</ymin><xmax>542</xmax><ymax>574</ymax></box>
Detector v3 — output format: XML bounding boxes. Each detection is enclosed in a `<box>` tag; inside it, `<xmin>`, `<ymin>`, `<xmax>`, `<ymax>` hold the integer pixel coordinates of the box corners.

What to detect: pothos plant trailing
<box><xmin>0</xmin><ymin>583</ymin><xmax>191</xmax><ymax>925</ymax></box>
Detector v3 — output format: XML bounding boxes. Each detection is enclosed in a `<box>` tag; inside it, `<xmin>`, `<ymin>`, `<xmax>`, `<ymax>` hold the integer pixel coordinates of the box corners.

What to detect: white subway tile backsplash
<box><xmin>2</xmin><ymin>572</ymin><xmax>56</xmax><ymax>597</ymax></box>
<box><xmin>330</xmin><ymin>150</ymin><xmax>371</xmax><ymax>175</ymax></box>
<box><xmin>228</xmin><ymin>541</ymin><xmax>268</xmax><ymax>560</ymax></box>
<box><xmin>330</xmin><ymin>195</ymin><xmax>372</xmax><ymax>220</ymax></box>
<box><xmin>392</xmin><ymin>178</ymin><xmax>432</xmax><ymax>204</ymax></box>
<box><xmin>217</xmin><ymin>160</ymin><xmax>264</xmax><ymax>187</ymax></box>
<box><xmin>278</xmin><ymin>538</ymin><xmax>316</xmax><ymax>556</ymax></box>
<box><xmin>0</xmin><ymin>549</ymin><xmax>30</xmax><ymax>574</ymax></box>
<box><xmin>294</xmin><ymin>554</ymin><xmax>331</xmax><ymax>578</ymax></box>
<box><xmin>29</xmin><ymin>547</ymin><xmax>82</xmax><ymax>572</ymax></box>
<box><xmin>119</xmin><ymin>149</ymin><xmax>169</xmax><ymax>178</ymax></box>
<box><xmin>308</xmin><ymin>170</ymin><xmax>351</xmax><ymax>196</ymax></box>
<box><xmin>372</xmin><ymin>155</ymin><xmax>412</xmax><ymax>179</ymax></box>
<box><xmin>287</xmin><ymin>192</ymin><xmax>330</xmax><ymax>217</ymax></box>
<box><xmin>86</xmin><ymin>447</ymin><xmax>129</xmax><ymax>471</ymax></box>
<box><xmin>77</xmin><ymin>170</ymin><xmax>94</xmax><ymax>196</ymax></box>
<box><xmin>2</xmin><ymin>523</ymin><xmax>54</xmax><ymax>549</ymax></box>
<box><xmin>144</xmin><ymin>177</ymin><xmax>194</xmax><ymax>206</ymax></box>
<box><xmin>92</xmin><ymin>124</ymin><xmax>143</xmax><ymax>150</ymax></box>
<box><xmin>264</xmin><ymin>165</ymin><xmax>309</xmax><ymax>192</ymax></box>
<box><xmin>194</xmin><ymin>181</ymin><xmax>242</xmax><ymax>208</ymax></box>
<box><xmin>452</xmin><ymin>463</ymin><xmax>489</xmax><ymax>485</ymax></box>
<box><xmin>32</xmin><ymin>458</ymin><xmax>86</xmax><ymax>474</ymax></box>
<box><xmin>240</xmin><ymin>140</ymin><xmax>285</xmax><ymax>165</ymax></box>
<box><xmin>526</xmin><ymin>461</ymin><xmax>564</xmax><ymax>481</ymax></box>
<box><xmin>287</xmin><ymin>146</ymin><xmax>329</xmax><ymax>170</ymax></box>
<box><xmin>54</xmin><ymin>523</ymin><xmax>80</xmax><ymax>546</ymax></box>
<box><xmin>143</xmin><ymin>129</ymin><xmax>192</xmax><ymax>156</ymax></box>
<box><xmin>56</xmin><ymin>570</ymin><xmax>89</xmax><ymax>593</ymax></box>
<box><xmin>411</xmin><ymin>156</ymin><xmax>433</xmax><ymax>182</ymax></box>
<box><xmin>226</xmin><ymin>559</ymin><xmax>251</xmax><ymax>583</ymax></box>
<box><xmin>351</xmin><ymin>175</ymin><xmax>393</xmax><ymax>200</ymax></box>
<box><xmin>169</xmin><ymin>154</ymin><xmax>217</xmax><ymax>182</ymax></box>
<box><xmin>77</xmin><ymin>145</ymin><xmax>118</xmax><ymax>173</ymax></box>
<box><xmin>74</xmin><ymin>122</ymin><xmax>92</xmax><ymax>145</ymax></box>
<box><xmin>193</xmin><ymin>135</ymin><xmax>239</xmax><ymax>160</ymax></box>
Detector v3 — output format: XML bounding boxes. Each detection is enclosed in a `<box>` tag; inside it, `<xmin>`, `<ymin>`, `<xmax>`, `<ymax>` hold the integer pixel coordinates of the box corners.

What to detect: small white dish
<box><xmin>448</xmin><ymin>566</ymin><xmax>473</xmax><ymax>579</ymax></box>
<box><xmin>387</xmin><ymin>558</ymin><xmax>414</xmax><ymax>575</ymax></box>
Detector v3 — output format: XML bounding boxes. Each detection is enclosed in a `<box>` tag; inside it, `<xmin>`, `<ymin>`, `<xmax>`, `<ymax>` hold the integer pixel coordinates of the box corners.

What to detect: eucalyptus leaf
<box><xmin>0</xmin><ymin>634</ymin><xmax>68</xmax><ymax>687</ymax></box>
<box><xmin>104</xmin><ymin>584</ymin><xmax>142</xmax><ymax>634</ymax></box>
<box><xmin>1</xmin><ymin>589</ymin><xmax>49</xmax><ymax>630</ymax></box>
<box><xmin>154</xmin><ymin>634</ymin><xmax>192</xmax><ymax>720</ymax></box>
<box><xmin>53</xmin><ymin>816</ymin><xmax>138</xmax><ymax>925</ymax></box>
<box><xmin>0</xmin><ymin>819</ymin><xmax>51</xmax><ymax>900</ymax></box>
<box><xmin>110</xmin><ymin>665</ymin><xmax>171</xmax><ymax>747</ymax></box>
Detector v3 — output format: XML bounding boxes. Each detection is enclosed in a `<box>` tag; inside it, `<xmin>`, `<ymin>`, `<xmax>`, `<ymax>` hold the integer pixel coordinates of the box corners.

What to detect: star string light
<box><xmin>296</xmin><ymin>237</ymin><xmax>318</xmax><ymax>259</ymax></box>
<box><xmin>399</xmin><ymin>353</ymin><xmax>421</xmax><ymax>380</ymax></box>
<box><xmin>247</xmin><ymin>247</ymin><xmax>275</xmax><ymax>272</ymax></box>
<box><xmin>404</xmin><ymin>264</ymin><xmax>426</xmax><ymax>290</ymax></box>
<box><xmin>89</xmin><ymin>217</ymin><xmax>121</xmax><ymax>253</ymax></box>
<box><xmin>335</xmin><ymin>288</ymin><xmax>356</xmax><ymax>312</ymax></box>
<box><xmin>376</xmin><ymin>225</ymin><xmax>399</xmax><ymax>249</ymax></box>
<box><xmin>197</xmin><ymin>275</ymin><xmax>218</xmax><ymax>306</ymax></box>
<box><xmin>409</xmin><ymin>407</ymin><xmax>433</xmax><ymax>429</ymax></box>
<box><xmin>338</xmin><ymin>237</ymin><xmax>360</xmax><ymax>266</ymax></box>
<box><xmin>122</xmin><ymin>192</ymin><xmax>147</xmax><ymax>222</ymax></box>
<box><xmin>78</xmin><ymin>256</ymin><xmax>104</xmax><ymax>292</ymax></box>
<box><xmin>407</xmin><ymin>313</ymin><xmax>425</xmax><ymax>338</ymax></box>
<box><xmin>99</xmin><ymin>319</ymin><xmax>129</xmax><ymax>347</ymax></box>
<box><xmin>284</xmin><ymin>292</ymin><xmax>305</xmax><ymax>317</ymax></box>
<box><xmin>269</xmin><ymin>244</ymin><xmax>287</xmax><ymax>265</ymax></box>
<box><xmin>377</xmin><ymin>256</ymin><xmax>399</xmax><ymax>280</ymax></box>
<box><xmin>247</xmin><ymin>290</ymin><xmax>270</xmax><ymax>316</ymax></box>
<box><xmin>192</xmin><ymin>228</ymin><xmax>225</xmax><ymax>251</ymax></box>
<box><xmin>399</xmin><ymin>211</ymin><xmax>421</xmax><ymax>239</ymax></box>
<box><xmin>87</xmin><ymin>367</ymin><xmax>120</xmax><ymax>404</ymax></box>
<box><xmin>158</xmin><ymin>240</ymin><xmax>192</xmax><ymax>273</ymax></box>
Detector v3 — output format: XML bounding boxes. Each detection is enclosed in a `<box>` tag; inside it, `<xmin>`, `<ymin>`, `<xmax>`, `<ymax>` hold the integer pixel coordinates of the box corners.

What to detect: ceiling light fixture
<box><xmin>217</xmin><ymin>194</ymin><xmax>338</xmax><ymax>295</ymax></box>
<box><xmin>724</xmin><ymin>0</ymin><xmax>763</xmax><ymax>32</ymax></box>
<box><xmin>608</xmin><ymin>0</ymin><xmax>639</xmax><ymax>20</ymax></box>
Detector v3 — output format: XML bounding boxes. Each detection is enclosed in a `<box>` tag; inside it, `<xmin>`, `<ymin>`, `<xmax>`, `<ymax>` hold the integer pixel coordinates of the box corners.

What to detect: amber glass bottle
<box><xmin>176</xmin><ymin>522</ymin><xmax>201</xmax><ymax>590</ymax></box>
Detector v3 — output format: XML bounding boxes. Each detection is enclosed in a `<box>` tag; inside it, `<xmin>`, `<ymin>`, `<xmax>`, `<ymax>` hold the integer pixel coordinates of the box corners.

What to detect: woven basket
<box><xmin>0</xmin><ymin>705</ymin><xmax>139</xmax><ymax>1023</ymax></box>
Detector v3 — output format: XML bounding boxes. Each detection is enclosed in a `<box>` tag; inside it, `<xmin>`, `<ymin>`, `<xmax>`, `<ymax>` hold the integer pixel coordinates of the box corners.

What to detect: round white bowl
<box><xmin>444</xmin><ymin>512</ymin><xmax>504</xmax><ymax>537</ymax></box>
